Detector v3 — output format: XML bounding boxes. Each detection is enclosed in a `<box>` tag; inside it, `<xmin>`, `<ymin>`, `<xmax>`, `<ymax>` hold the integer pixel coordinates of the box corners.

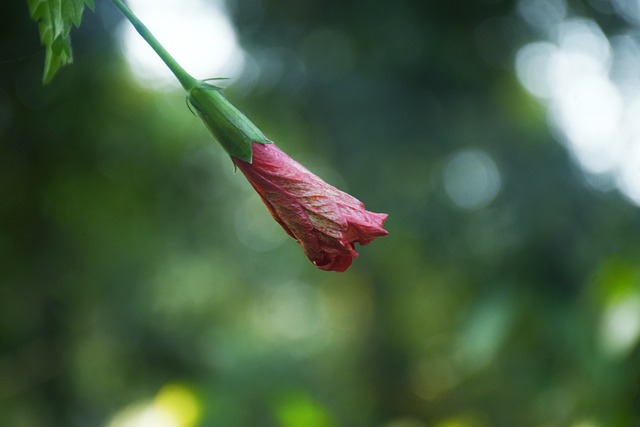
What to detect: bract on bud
<box><xmin>188</xmin><ymin>83</ymin><xmax>271</xmax><ymax>162</ymax></box>
<box><xmin>234</xmin><ymin>143</ymin><xmax>388</xmax><ymax>272</ymax></box>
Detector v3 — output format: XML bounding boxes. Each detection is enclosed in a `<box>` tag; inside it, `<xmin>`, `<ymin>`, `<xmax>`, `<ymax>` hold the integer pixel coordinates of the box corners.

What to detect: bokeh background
<box><xmin>2</xmin><ymin>0</ymin><xmax>640</xmax><ymax>426</ymax></box>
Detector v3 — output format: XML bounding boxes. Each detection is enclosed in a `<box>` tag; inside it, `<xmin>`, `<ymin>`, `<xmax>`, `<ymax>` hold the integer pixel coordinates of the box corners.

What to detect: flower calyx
<box><xmin>187</xmin><ymin>82</ymin><xmax>271</xmax><ymax>162</ymax></box>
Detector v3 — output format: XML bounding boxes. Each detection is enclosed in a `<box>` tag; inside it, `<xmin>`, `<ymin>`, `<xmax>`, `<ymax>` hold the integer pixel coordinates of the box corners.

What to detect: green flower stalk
<box><xmin>111</xmin><ymin>0</ymin><xmax>388</xmax><ymax>271</ymax></box>
<box><xmin>110</xmin><ymin>0</ymin><xmax>194</xmax><ymax>90</ymax></box>
<box><xmin>111</xmin><ymin>0</ymin><xmax>269</xmax><ymax>161</ymax></box>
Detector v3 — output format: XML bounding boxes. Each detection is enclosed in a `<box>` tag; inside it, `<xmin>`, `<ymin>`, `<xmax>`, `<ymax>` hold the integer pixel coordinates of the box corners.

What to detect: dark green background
<box><xmin>1</xmin><ymin>0</ymin><xmax>639</xmax><ymax>426</ymax></box>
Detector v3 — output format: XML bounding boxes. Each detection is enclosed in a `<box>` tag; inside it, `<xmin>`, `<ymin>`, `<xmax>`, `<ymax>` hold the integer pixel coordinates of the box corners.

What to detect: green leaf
<box><xmin>27</xmin><ymin>0</ymin><xmax>95</xmax><ymax>83</ymax></box>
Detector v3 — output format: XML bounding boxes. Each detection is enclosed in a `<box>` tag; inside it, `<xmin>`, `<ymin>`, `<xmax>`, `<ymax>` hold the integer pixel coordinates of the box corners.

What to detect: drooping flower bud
<box><xmin>188</xmin><ymin>83</ymin><xmax>387</xmax><ymax>271</ymax></box>
<box><xmin>233</xmin><ymin>142</ymin><xmax>388</xmax><ymax>272</ymax></box>
<box><xmin>109</xmin><ymin>0</ymin><xmax>387</xmax><ymax>271</ymax></box>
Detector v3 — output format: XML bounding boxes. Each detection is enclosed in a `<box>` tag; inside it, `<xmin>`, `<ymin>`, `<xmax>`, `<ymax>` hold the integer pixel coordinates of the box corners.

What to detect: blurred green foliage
<box><xmin>2</xmin><ymin>0</ymin><xmax>640</xmax><ymax>426</ymax></box>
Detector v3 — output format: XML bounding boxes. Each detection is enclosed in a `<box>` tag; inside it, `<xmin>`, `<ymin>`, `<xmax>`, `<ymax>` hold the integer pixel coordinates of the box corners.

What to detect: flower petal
<box><xmin>233</xmin><ymin>143</ymin><xmax>387</xmax><ymax>272</ymax></box>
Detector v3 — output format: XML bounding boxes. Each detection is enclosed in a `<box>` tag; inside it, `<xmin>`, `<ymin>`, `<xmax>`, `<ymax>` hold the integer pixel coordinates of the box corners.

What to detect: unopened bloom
<box><xmin>188</xmin><ymin>82</ymin><xmax>387</xmax><ymax>271</ymax></box>
<box><xmin>233</xmin><ymin>143</ymin><xmax>388</xmax><ymax>272</ymax></box>
<box><xmin>109</xmin><ymin>4</ymin><xmax>387</xmax><ymax>272</ymax></box>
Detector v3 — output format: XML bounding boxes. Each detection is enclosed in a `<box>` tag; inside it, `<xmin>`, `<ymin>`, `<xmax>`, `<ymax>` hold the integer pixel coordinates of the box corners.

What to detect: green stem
<box><xmin>110</xmin><ymin>0</ymin><xmax>198</xmax><ymax>91</ymax></box>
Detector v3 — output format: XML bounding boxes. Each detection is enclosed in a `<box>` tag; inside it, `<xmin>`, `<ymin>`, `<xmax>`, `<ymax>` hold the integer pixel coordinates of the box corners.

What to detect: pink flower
<box><xmin>233</xmin><ymin>143</ymin><xmax>388</xmax><ymax>272</ymax></box>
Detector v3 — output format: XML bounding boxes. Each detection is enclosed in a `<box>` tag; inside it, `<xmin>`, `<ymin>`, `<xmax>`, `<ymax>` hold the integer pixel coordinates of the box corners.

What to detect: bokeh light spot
<box><xmin>600</xmin><ymin>294</ymin><xmax>640</xmax><ymax>358</ymax></box>
<box><xmin>517</xmin><ymin>0</ymin><xmax>567</xmax><ymax>33</ymax></box>
<box><xmin>455</xmin><ymin>295</ymin><xmax>513</xmax><ymax>372</ymax></box>
<box><xmin>274</xmin><ymin>393</ymin><xmax>333</xmax><ymax>427</ymax></box>
<box><xmin>106</xmin><ymin>383</ymin><xmax>201</xmax><ymax>427</ymax></box>
<box><xmin>252</xmin><ymin>283</ymin><xmax>325</xmax><ymax>342</ymax></box>
<box><xmin>443</xmin><ymin>149</ymin><xmax>501</xmax><ymax>210</ymax></box>
<box><xmin>612</xmin><ymin>0</ymin><xmax>640</xmax><ymax>25</ymax></box>
<box><xmin>154</xmin><ymin>384</ymin><xmax>201</xmax><ymax>427</ymax></box>
<box><xmin>557</xmin><ymin>18</ymin><xmax>610</xmax><ymax>66</ymax></box>
<box><xmin>235</xmin><ymin>195</ymin><xmax>287</xmax><ymax>251</ymax></box>
<box><xmin>118</xmin><ymin>0</ymin><xmax>244</xmax><ymax>90</ymax></box>
<box><xmin>515</xmin><ymin>42</ymin><xmax>557</xmax><ymax>98</ymax></box>
<box><xmin>516</xmin><ymin>14</ymin><xmax>640</xmax><ymax>205</ymax></box>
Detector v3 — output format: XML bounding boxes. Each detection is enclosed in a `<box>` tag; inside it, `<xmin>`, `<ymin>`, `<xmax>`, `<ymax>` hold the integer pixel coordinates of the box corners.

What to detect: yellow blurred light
<box><xmin>106</xmin><ymin>383</ymin><xmax>201</xmax><ymax>427</ymax></box>
<box><xmin>106</xmin><ymin>403</ymin><xmax>175</xmax><ymax>427</ymax></box>
<box><xmin>433</xmin><ymin>416</ymin><xmax>484</xmax><ymax>427</ymax></box>
<box><xmin>275</xmin><ymin>393</ymin><xmax>334</xmax><ymax>427</ymax></box>
<box><xmin>154</xmin><ymin>384</ymin><xmax>201</xmax><ymax>427</ymax></box>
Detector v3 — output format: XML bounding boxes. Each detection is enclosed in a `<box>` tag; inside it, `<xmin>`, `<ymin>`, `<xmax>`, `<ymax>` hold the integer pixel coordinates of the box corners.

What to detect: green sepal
<box><xmin>188</xmin><ymin>82</ymin><xmax>271</xmax><ymax>163</ymax></box>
